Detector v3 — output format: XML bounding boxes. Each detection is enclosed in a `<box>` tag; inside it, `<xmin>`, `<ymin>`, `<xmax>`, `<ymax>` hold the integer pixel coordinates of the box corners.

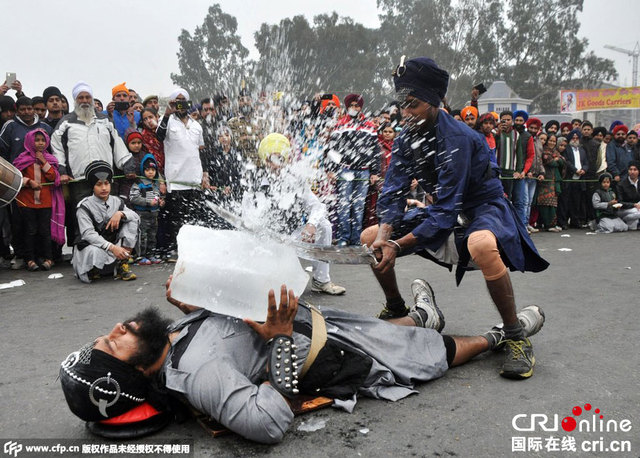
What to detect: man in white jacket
<box><xmin>50</xmin><ymin>81</ymin><xmax>134</xmax><ymax>246</ymax></box>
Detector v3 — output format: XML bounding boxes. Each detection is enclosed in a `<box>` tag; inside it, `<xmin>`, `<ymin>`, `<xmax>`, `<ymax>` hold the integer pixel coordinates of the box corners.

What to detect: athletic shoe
<box><xmin>149</xmin><ymin>256</ymin><xmax>163</xmax><ymax>264</ymax></box>
<box><xmin>516</xmin><ymin>305</ymin><xmax>545</xmax><ymax>336</ymax></box>
<box><xmin>527</xmin><ymin>225</ymin><xmax>539</xmax><ymax>233</ymax></box>
<box><xmin>547</xmin><ymin>227</ymin><xmax>561</xmax><ymax>233</ymax></box>
<box><xmin>116</xmin><ymin>262</ymin><xmax>137</xmax><ymax>281</ymax></box>
<box><xmin>485</xmin><ymin>305</ymin><xmax>545</xmax><ymax>351</ymax></box>
<box><xmin>311</xmin><ymin>279</ymin><xmax>346</xmax><ymax>295</ymax></box>
<box><xmin>500</xmin><ymin>337</ymin><xmax>535</xmax><ymax>379</ymax></box>
<box><xmin>408</xmin><ymin>279</ymin><xmax>445</xmax><ymax>332</ymax></box>
<box><xmin>166</xmin><ymin>251</ymin><xmax>178</xmax><ymax>263</ymax></box>
<box><xmin>377</xmin><ymin>304</ymin><xmax>410</xmax><ymax>320</ymax></box>
<box><xmin>138</xmin><ymin>258</ymin><xmax>152</xmax><ymax>265</ymax></box>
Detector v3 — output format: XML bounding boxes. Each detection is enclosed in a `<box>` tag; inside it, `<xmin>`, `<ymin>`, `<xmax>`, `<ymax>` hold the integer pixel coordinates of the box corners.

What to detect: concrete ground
<box><xmin>0</xmin><ymin>230</ymin><xmax>638</xmax><ymax>457</ymax></box>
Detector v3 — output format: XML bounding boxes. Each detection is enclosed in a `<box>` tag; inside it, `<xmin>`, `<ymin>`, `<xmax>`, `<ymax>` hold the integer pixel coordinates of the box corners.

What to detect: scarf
<box><xmin>378</xmin><ymin>135</ymin><xmax>394</xmax><ymax>177</ymax></box>
<box><xmin>12</xmin><ymin>129</ymin><xmax>66</xmax><ymax>245</ymax></box>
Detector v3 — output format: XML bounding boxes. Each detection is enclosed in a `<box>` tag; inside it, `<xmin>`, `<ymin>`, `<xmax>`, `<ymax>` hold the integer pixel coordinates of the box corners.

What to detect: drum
<box><xmin>0</xmin><ymin>156</ymin><xmax>23</xmax><ymax>207</ymax></box>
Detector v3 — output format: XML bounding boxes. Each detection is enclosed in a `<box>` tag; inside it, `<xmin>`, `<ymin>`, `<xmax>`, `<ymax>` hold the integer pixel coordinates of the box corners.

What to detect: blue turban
<box><xmin>568</xmin><ymin>128</ymin><xmax>582</xmax><ymax>141</ymax></box>
<box><xmin>393</xmin><ymin>57</ymin><xmax>449</xmax><ymax>107</ymax></box>
<box><xmin>513</xmin><ymin>110</ymin><xmax>529</xmax><ymax>122</ymax></box>
<box><xmin>609</xmin><ymin>120</ymin><xmax>623</xmax><ymax>132</ymax></box>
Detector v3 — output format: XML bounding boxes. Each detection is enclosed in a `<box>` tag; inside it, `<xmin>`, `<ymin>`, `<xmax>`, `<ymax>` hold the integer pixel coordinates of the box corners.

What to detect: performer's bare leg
<box><xmin>386</xmin><ymin>315</ymin><xmax>491</xmax><ymax>366</ymax></box>
<box><xmin>467</xmin><ymin>230</ymin><xmax>519</xmax><ymax>327</ymax></box>
<box><xmin>449</xmin><ymin>336</ymin><xmax>490</xmax><ymax>367</ymax></box>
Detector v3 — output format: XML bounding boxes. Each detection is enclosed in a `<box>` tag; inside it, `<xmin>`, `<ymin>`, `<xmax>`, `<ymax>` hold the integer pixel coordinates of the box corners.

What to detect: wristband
<box><xmin>266</xmin><ymin>335</ymin><xmax>299</xmax><ymax>398</ymax></box>
<box><xmin>387</xmin><ymin>239</ymin><xmax>401</xmax><ymax>254</ymax></box>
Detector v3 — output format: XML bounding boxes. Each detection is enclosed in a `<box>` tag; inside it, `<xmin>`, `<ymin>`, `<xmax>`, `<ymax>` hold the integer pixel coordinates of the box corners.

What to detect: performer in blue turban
<box><xmin>361</xmin><ymin>56</ymin><xmax>549</xmax><ymax>380</ymax></box>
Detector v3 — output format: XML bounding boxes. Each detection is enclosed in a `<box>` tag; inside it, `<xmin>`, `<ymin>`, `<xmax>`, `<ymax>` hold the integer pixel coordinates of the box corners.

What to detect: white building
<box><xmin>477</xmin><ymin>81</ymin><xmax>532</xmax><ymax>114</ymax></box>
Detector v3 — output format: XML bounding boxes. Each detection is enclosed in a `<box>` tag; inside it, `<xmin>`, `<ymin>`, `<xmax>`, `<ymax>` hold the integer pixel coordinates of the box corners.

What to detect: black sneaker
<box><xmin>500</xmin><ymin>337</ymin><xmax>535</xmax><ymax>379</ymax></box>
<box><xmin>407</xmin><ymin>279</ymin><xmax>445</xmax><ymax>332</ymax></box>
<box><xmin>377</xmin><ymin>304</ymin><xmax>410</xmax><ymax>320</ymax></box>
<box><xmin>116</xmin><ymin>262</ymin><xmax>137</xmax><ymax>281</ymax></box>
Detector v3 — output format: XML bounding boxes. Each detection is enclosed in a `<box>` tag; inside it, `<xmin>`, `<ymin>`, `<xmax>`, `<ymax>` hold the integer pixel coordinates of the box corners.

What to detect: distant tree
<box><xmin>377</xmin><ymin>0</ymin><xmax>617</xmax><ymax>112</ymax></box>
<box><xmin>176</xmin><ymin>1</ymin><xmax>617</xmax><ymax>113</ymax></box>
<box><xmin>171</xmin><ymin>4</ymin><xmax>250</xmax><ymax>100</ymax></box>
<box><xmin>253</xmin><ymin>13</ymin><xmax>382</xmax><ymax>107</ymax></box>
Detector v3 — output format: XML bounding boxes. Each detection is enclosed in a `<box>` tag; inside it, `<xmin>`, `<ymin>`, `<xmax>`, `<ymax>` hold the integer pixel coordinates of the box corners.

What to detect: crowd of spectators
<box><xmin>1</xmin><ymin>78</ymin><xmax>639</xmax><ymax>282</ymax></box>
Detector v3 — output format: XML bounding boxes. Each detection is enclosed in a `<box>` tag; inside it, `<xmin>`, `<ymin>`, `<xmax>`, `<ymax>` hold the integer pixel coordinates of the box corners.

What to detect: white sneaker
<box><xmin>527</xmin><ymin>225</ymin><xmax>539</xmax><ymax>233</ymax></box>
<box><xmin>492</xmin><ymin>305</ymin><xmax>545</xmax><ymax>338</ymax></box>
<box><xmin>311</xmin><ymin>279</ymin><xmax>346</xmax><ymax>295</ymax></box>
<box><xmin>409</xmin><ymin>279</ymin><xmax>445</xmax><ymax>332</ymax></box>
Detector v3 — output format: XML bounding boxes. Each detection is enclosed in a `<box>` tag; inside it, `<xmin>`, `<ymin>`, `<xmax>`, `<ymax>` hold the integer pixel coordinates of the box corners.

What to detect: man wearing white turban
<box><xmin>156</xmin><ymin>88</ymin><xmax>208</xmax><ymax>261</ymax></box>
<box><xmin>50</xmin><ymin>81</ymin><xmax>135</xmax><ymax>246</ymax></box>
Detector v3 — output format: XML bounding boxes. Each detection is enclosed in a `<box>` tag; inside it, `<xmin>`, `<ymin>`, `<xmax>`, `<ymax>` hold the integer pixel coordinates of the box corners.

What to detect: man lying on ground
<box><xmin>59</xmin><ymin>277</ymin><xmax>544</xmax><ymax>444</ymax></box>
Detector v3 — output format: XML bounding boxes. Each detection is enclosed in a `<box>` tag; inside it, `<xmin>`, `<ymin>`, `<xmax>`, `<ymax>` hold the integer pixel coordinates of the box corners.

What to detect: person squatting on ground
<box><xmin>616</xmin><ymin>160</ymin><xmax>640</xmax><ymax>230</ymax></box>
<box><xmin>129</xmin><ymin>154</ymin><xmax>164</xmax><ymax>264</ymax></box>
<box><xmin>244</xmin><ymin>133</ymin><xmax>346</xmax><ymax>295</ymax></box>
<box><xmin>591</xmin><ymin>173</ymin><xmax>627</xmax><ymax>233</ymax></box>
<box><xmin>72</xmin><ymin>161</ymin><xmax>139</xmax><ymax>283</ymax></box>
<box><xmin>59</xmin><ymin>276</ymin><xmax>545</xmax><ymax>444</ymax></box>
<box><xmin>361</xmin><ymin>56</ymin><xmax>549</xmax><ymax>380</ymax></box>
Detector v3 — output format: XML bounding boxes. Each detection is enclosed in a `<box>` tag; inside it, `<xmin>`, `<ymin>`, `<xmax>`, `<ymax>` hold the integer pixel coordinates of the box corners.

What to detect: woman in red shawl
<box><xmin>363</xmin><ymin>123</ymin><xmax>395</xmax><ymax>227</ymax></box>
<box><xmin>140</xmin><ymin>108</ymin><xmax>165</xmax><ymax>174</ymax></box>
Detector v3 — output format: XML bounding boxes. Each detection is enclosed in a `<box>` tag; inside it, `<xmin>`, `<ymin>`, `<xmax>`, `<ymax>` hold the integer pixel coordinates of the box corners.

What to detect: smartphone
<box><xmin>473</xmin><ymin>83</ymin><xmax>487</xmax><ymax>95</ymax></box>
<box><xmin>114</xmin><ymin>101</ymin><xmax>130</xmax><ymax>111</ymax></box>
<box><xmin>174</xmin><ymin>100</ymin><xmax>193</xmax><ymax>111</ymax></box>
<box><xmin>5</xmin><ymin>72</ymin><xmax>16</xmax><ymax>86</ymax></box>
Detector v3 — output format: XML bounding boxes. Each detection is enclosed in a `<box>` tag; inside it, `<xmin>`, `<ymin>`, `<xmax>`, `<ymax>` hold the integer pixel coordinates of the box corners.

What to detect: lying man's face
<box><xmin>59</xmin><ymin>307</ymin><xmax>173</xmax><ymax>421</ymax></box>
<box><xmin>93</xmin><ymin>308</ymin><xmax>173</xmax><ymax>374</ymax></box>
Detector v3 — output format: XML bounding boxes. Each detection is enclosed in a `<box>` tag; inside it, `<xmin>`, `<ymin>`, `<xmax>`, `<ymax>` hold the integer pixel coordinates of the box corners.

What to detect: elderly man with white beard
<box><xmin>51</xmin><ymin>81</ymin><xmax>135</xmax><ymax>246</ymax></box>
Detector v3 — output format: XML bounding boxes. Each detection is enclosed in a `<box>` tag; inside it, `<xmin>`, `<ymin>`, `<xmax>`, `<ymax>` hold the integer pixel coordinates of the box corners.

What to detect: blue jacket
<box><xmin>129</xmin><ymin>153</ymin><xmax>162</xmax><ymax>212</ymax></box>
<box><xmin>606</xmin><ymin>141</ymin><xmax>634</xmax><ymax>180</ymax></box>
<box><xmin>0</xmin><ymin>115</ymin><xmax>53</xmax><ymax>162</ymax></box>
<box><xmin>378</xmin><ymin>111</ymin><xmax>503</xmax><ymax>250</ymax></box>
<box><xmin>104</xmin><ymin>109</ymin><xmax>141</xmax><ymax>139</ymax></box>
<box><xmin>377</xmin><ymin>110</ymin><xmax>548</xmax><ymax>282</ymax></box>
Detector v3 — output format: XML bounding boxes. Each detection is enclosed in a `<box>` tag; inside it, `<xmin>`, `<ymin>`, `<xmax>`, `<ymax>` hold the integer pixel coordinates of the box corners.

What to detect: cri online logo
<box><xmin>513</xmin><ymin>403</ymin><xmax>632</xmax><ymax>433</ymax></box>
<box><xmin>562</xmin><ymin>403</ymin><xmax>600</xmax><ymax>432</ymax></box>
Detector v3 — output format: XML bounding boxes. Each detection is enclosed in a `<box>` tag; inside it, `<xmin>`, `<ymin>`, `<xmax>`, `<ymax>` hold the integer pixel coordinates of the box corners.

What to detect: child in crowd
<box><xmin>592</xmin><ymin>173</ymin><xmax>627</xmax><ymax>233</ymax></box>
<box><xmin>244</xmin><ymin>133</ymin><xmax>346</xmax><ymax>295</ymax></box>
<box><xmin>129</xmin><ymin>154</ymin><xmax>164</xmax><ymax>264</ymax></box>
<box><xmin>12</xmin><ymin>129</ymin><xmax>65</xmax><ymax>270</ymax></box>
<box><xmin>72</xmin><ymin>161</ymin><xmax>140</xmax><ymax>283</ymax></box>
<box><xmin>118</xmin><ymin>130</ymin><xmax>146</xmax><ymax>205</ymax></box>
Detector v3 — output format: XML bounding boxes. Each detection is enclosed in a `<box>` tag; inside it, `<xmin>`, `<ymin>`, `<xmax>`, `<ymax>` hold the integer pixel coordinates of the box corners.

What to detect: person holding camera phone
<box><xmin>155</xmin><ymin>88</ymin><xmax>208</xmax><ymax>262</ymax></box>
<box><xmin>106</xmin><ymin>82</ymin><xmax>140</xmax><ymax>140</ymax></box>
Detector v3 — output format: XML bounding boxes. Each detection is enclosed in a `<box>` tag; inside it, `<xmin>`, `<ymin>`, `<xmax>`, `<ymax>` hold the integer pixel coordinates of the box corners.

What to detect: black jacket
<box><xmin>617</xmin><ymin>177</ymin><xmax>640</xmax><ymax>209</ymax></box>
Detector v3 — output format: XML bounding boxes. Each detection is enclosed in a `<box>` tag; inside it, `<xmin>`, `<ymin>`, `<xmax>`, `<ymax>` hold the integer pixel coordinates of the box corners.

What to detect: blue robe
<box><xmin>377</xmin><ymin>110</ymin><xmax>549</xmax><ymax>283</ymax></box>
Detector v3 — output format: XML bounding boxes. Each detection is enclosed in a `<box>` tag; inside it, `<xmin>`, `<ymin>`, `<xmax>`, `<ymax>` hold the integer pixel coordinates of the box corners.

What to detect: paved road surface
<box><xmin>0</xmin><ymin>230</ymin><xmax>638</xmax><ymax>457</ymax></box>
